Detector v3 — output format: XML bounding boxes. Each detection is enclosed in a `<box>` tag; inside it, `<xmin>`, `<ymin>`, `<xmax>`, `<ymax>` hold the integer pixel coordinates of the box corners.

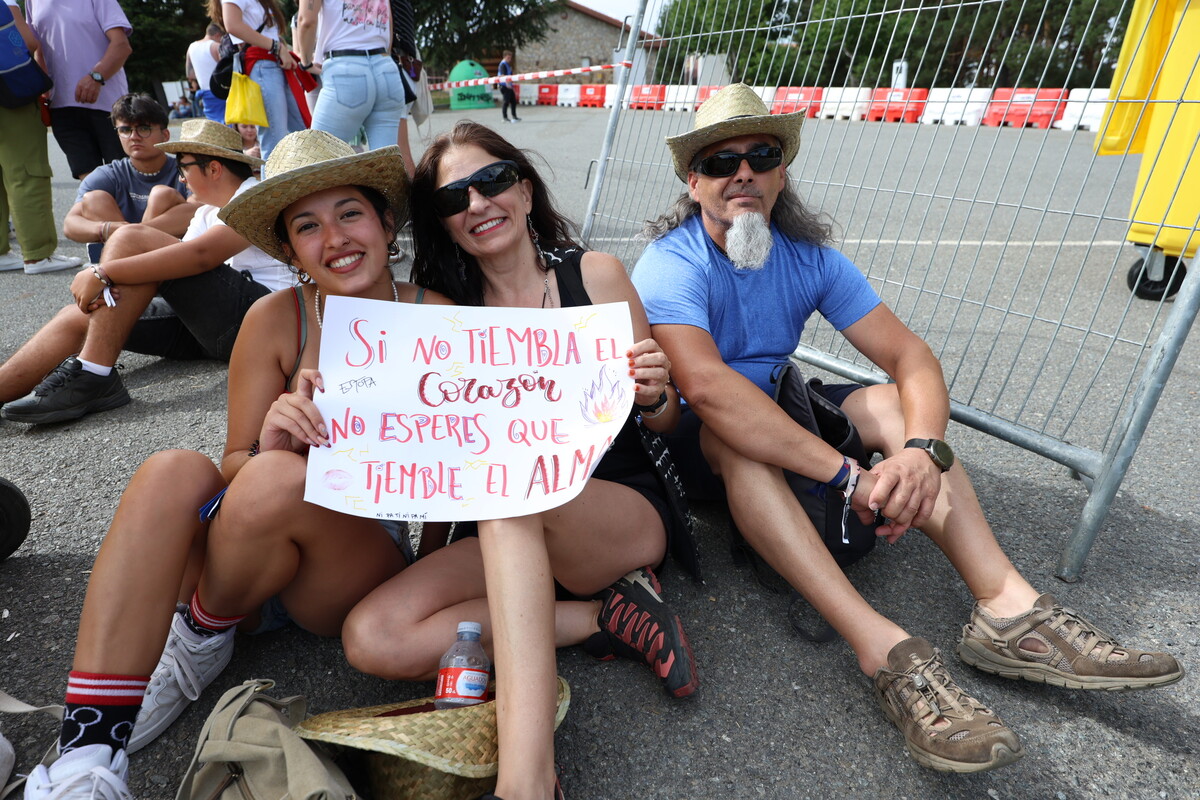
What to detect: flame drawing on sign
<box><xmin>579</xmin><ymin>367</ymin><xmax>626</xmax><ymax>424</ymax></box>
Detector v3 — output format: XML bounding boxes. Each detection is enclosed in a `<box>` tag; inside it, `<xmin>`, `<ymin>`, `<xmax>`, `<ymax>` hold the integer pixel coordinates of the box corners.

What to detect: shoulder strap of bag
<box><xmin>174</xmin><ymin>679</ymin><xmax>309</xmax><ymax>800</ymax></box>
<box><xmin>0</xmin><ymin>689</ymin><xmax>65</xmax><ymax>799</ymax></box>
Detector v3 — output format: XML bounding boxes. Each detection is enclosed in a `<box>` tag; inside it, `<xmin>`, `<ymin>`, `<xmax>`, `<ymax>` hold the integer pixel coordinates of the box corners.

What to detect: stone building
<box><xmin>511</xmin><ymin>1</ymin><xmax>660</xmax><ymax>85</ymax></box>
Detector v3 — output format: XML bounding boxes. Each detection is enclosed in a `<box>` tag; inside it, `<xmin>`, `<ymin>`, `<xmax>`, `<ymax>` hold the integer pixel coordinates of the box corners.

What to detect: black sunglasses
<box><xmin>432</xmin><ymin>160</ymin><xmax>521</xmax><ymax>217</ymax></box>
<box><xmin>176</xmin><ymin>159</ymin><xmax>204</xmax><ymax>179</ymax></box>
<box><xmin>693</xmin><ymin>146</ymin><xmax>783</xmax><ymax>178</ymax></box>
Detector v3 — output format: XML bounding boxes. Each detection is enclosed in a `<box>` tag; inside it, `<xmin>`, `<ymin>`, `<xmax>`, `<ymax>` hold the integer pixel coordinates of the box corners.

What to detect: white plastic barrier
<box><xmin>604</xmin><ymin>84</ymin><xmax>633</xmax><ymax>109</ymax></box>
<box><xmin>556</xmin><ymin>84</ymin><xmax>582</xmax><ymax>107</ymax></box>
<box><xmin>1053</xmin><ymin>87</ymin><xmax>1110</xmax><ymax>131</ymax></box>
<box><xmin>818</xmin><ymin>87</ymin><xmax>870</xmax><ymax>120</ymax></box>
<box><xmin>518</xmin><ymin>84</ymin><xmax>541</xmax><ymax>105</ymax></box>
<box><xmin>752</xmin><ymin>86</ymin><xmax>777</xmax><ymax>106</ymax></box>
<box><xmin>664</xmin><ymin>84</ymin><xmax>699</xmax><ymax>111</ymax></box>
<box><xmin>920</xmin><ymin>87</ymin><xmax>993</xmax><ymax>126</ymax></box>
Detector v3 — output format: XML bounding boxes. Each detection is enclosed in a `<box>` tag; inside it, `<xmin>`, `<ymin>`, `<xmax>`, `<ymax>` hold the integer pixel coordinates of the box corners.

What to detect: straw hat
<box><xmin>666</xmin><ymin>83</ymin><xmax>804</xmax><ymax>181</ymax></box>
<box><xmin>156</xmin><ymin>118</ymin><xmax>263</xmax><ymax>167</ymax></box>
<box><xmin>298</xmin><ymin>677</ymin><xmax>570</xmax><ymax>799</ymax></box>
<box><xmin>218</xmin><ymin>129</ymin><xmax>410</xmax><ymax>263</ymax></box>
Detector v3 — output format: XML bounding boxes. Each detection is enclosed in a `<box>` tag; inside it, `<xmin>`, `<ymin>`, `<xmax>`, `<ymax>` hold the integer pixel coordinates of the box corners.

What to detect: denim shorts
<box><xmin>247</xmin><ymin>519</ymin><xmax>413</xmax><ymax>635</ymax></box>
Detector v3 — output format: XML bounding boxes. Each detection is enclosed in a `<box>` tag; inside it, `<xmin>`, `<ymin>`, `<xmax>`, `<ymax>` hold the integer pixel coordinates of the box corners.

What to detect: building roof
<box><xmin>564</xmin><ymin>1</ymin><xmax>661</xmax><ymax>44</ymax></box>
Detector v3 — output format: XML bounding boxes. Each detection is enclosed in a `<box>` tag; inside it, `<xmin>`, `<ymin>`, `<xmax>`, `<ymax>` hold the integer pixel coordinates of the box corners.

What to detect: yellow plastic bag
<box><xmin>225</xmin><ymin>71</ymin><xmax>267</xmax><ymax>127</ymax></box>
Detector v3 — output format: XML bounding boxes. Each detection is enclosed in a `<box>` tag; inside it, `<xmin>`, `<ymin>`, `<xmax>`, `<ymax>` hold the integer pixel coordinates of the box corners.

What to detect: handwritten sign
<box><xmin>305</xmin><ymin>296</ymin><xmax>634</xmax><ymax>521</ymax></box>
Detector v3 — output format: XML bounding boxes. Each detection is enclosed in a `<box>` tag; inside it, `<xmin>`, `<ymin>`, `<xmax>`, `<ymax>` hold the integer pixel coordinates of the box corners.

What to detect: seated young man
<box><xmin>0</xmin><ymin>120</ymin><xmax>293</xmax><ymax>424</ymax></box>
<box><xmin>62</xmin><ymin>93</ymin><xmax>196</xmax><ymax>254</ymax></box>
<box><xmin>633</xmin><ymin>84</ymin><xmax>1184</xmax><ymax>774</ymax></box>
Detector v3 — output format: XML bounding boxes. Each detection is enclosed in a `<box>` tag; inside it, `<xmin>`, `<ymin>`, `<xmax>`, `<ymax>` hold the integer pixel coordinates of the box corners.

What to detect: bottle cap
<box><xmin>457</xmin><ymin>621</ymin><xmax>483</xmax><ymax>636</ymax></box>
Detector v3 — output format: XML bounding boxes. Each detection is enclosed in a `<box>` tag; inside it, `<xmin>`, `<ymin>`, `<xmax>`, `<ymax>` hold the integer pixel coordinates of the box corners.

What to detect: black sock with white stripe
<box><xmin>59</xmin><ymin>671</ymin><xmax>149</xmax><ymax>754</ymax></box>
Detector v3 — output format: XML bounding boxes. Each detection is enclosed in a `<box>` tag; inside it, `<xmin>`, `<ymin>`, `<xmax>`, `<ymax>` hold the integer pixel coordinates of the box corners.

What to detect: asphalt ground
<box><xmin>0</xmin><ymin>105</ymin><xmax>1196</xmax><ymax>799</ymax></box>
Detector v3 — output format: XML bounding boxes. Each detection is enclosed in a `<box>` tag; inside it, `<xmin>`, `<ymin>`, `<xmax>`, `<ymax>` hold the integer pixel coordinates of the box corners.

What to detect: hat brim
<box><xmin>217</xmin><ymin>146</ymin><xmax>410</xmax><ymax>263</ymax></box>
<box><xmin>156</xmin><ymin>140</ymin><xmax>264</xmax><ymax>167</ymax></box>
<box><xmin>296</xmin><ymin>677</ymin><xmax>570</xmax><ymax>777</ymax></box>
<box><xmin>666</xmin><ymin>111</ymin><xmax>805</xmax><ymax>182</ymax></box>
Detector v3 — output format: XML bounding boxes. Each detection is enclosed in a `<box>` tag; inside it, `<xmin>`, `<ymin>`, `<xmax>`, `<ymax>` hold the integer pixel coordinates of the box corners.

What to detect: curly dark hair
<box><xmin>409</xmin><ymin>120</ymin><xmax>579</xmax><ymax>306</ymax></box>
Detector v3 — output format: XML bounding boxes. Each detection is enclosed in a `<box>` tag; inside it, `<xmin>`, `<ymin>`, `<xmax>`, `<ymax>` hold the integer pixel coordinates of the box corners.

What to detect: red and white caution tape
<box><xmin>430</xmin><ymin>61</ymin><xmax>632</xmax><ymax>91</ymax></box>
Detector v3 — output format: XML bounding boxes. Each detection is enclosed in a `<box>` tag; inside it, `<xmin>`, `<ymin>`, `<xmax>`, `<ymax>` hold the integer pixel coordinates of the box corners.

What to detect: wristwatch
<box><xmin>89</xmin><ymin>71</ymin><xmax>106</xmax><ymax>85</ymax></box>
<box><xmin>904</xmin><ymin>438</ymin><xmax>955</xmax><ymax>471</ymax></box>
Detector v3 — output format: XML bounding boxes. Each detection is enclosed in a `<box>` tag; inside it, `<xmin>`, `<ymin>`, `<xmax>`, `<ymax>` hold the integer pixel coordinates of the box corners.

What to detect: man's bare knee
<box><xmin>79</xmin><ymin>190</ymin><xmax>122</xmax><ymax>221</ymax></box>
<box><xmin>101</xmin><ymin>223</ymin><xmax>179</xmax><ymax>261</ymax></box>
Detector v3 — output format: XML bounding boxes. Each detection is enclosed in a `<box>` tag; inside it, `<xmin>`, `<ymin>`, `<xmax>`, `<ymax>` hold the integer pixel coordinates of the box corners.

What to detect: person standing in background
<box><xmin>0</xmin><ymin>0</ymin><xmax>83</xmax><ymax>275</ymax></box>
<box><xmin>27</xmin><ymin>0</ymin><xmax>132</xmax><ymax>181</ymax></box>
<box><xmin>209</xmin><ymin>0</ymin><xmax>307</xmax><ymax>160</ymax></box>
<box><xmin>389</xmin><ymin>0</ymin><xmax>417</xmax><ymax>175</ymax></box>
<box><xmin>187</xmin><ymin>23</ymin><xmax>227</xmax><ymax>123</ymax></box>
<box><xmin>497</xmin><ymin>49</ymin><xmax>520</xmax><ymax>123</ymax></box>
<box><xmin>296</xmin><ymin>0</ymin><xmax>406</xmax><ymax>155</ymax></box>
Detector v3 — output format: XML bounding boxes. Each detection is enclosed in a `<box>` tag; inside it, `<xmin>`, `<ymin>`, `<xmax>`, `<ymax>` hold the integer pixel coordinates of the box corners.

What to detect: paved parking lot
<box><xmin>1</xmin><ymin>105</ymin><xmax>1196</xmax><ymax>798</ymax></box>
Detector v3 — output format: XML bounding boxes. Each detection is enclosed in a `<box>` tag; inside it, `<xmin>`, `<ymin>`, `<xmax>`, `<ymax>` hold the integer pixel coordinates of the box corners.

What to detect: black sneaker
<box><xmin>1</xmin><ymin>356</ymin><xmax>130</xmax><ymax>424</ymax></box>
<box><xmin>584</xmin><ymin>567</ymin><xmax>699</xmax><ymax>698</ymax></box>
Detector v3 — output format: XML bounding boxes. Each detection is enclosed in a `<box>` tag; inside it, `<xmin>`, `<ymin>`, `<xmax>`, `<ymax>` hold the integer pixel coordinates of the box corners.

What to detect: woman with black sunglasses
<box><xmin>342</xmin><ymin>121</ymin><xmax>699</xmax><ymax>800</ymax></box>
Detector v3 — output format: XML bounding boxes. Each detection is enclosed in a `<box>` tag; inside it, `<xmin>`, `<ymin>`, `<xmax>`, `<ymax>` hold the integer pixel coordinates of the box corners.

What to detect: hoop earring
<box><xmin>387</xmin><ymin>239</ymin><xmax>400</xmax><ymax>257</ymax></box>
<box><xmin>297</xmin><ymin>270</ymin><xmax>313</xmax><ymax>285</ymax></box>
<box><xmin>527</xmin><ymin>216</ymin><xmax>546</xmax><ymax>272</ymax></box>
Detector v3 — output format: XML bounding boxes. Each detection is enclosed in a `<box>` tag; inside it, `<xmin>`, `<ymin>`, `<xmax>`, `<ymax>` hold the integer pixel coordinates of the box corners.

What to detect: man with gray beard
<box><xmin>633</xmin><ymin>83</ymin><xmax>1182</xmax><ymax>774</ymax></box>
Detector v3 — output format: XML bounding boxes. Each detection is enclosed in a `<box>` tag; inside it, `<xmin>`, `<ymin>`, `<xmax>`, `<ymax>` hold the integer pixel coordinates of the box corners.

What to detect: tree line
<box><xmin>654</xmin><ymin>0</ymin><xmax>1130</xmax><ymax>90</ymax></box>
<box><xmin>15</xmin><ymin>0</ymin><xmax>566</xmax><ymax>98</ymax></box>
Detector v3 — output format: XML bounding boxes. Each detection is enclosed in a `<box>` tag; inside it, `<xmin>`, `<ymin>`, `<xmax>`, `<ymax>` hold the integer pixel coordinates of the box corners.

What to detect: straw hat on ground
<box><xmin>156</xmin><ymin>118</ymin><xmax>263</xmax><ymax>167</ymax></box>
<box><xmin>666</xmin><ymin>82</ymin><xmax>805</xmax><ymax>181</ymax></box>
<box><xmin>298</xmin><ymin>677</ymin><xmax>570</xmax><ymax>799</ymax></box>
<box><xmin>218</xmin><ymin>129</ymin><xmax>410</xmax><ymax>263</ymax></box>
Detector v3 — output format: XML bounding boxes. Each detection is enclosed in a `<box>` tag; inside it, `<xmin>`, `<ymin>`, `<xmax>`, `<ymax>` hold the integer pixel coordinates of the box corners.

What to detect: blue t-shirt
<box><xmin>633</xmin><ymin>214</ymin><xmax>881</xmax><ymax>395</ymax></box>
<box><xmin>75</xmin><ymin>157</ymin><xmax>187</xmax><ymax>223</ymax></box>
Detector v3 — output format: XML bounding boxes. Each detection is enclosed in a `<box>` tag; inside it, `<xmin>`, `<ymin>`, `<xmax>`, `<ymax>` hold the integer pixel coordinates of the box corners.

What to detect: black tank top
<box><xmin>545</xmin><ymin>246</ymin><xmax>647</xmax><ymax>479</ymax></box>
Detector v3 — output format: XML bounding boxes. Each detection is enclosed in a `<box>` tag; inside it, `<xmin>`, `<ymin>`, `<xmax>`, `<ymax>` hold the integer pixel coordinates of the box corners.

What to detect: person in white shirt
<box><xmin>1</xmin><ymin>120</ymin><xmax>292</xmax><ymax>425</ymax></box>
<box><xmin>187</xmin><ymin>23</ymin><xmax>227</xmax><ymax>123</ymax></box>
<box><xmin>296</xmin><ymin>0</ymin><xmax>407</xmax><ymax>156</ymax></box>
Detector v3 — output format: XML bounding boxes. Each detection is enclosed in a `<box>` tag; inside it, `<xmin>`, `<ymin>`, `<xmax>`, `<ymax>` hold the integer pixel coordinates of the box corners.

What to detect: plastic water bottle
<box><xmin>434</xmin><ymin>621</ymin><xmax>491</xmax><ymax>709</ymax></box>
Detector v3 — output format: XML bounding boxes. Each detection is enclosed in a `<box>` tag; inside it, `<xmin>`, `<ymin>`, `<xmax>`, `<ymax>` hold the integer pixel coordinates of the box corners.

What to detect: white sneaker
<box><xmin>23</xmin><ymin>744</ymin><xmax>131</xmax><ymax>800</ymax></box>
<box><xmin>126</xmin><ymin>607</ymin><xmax>235</xmax><ymax>753</ymax></box>
<box><xmin>0</xmin><ymin>251</ymin><xmax>22</xmax><ymax>272</ymax></box>
<box><xmin>0</xmin><ymin>729</ymin><xmax>14</xmax><ymax>786</ymax></box>
<box><xmin>23</xmin><ymin>255</ymin><xmax>82</xmax><ymax>274</ymax></box>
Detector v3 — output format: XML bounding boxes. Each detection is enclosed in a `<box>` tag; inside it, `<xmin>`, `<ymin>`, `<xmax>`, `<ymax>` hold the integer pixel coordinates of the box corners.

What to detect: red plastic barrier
<box><xmin>580</xmin><ymin>84</ymin><xmax>606</xmax><ymax>107</ymax></box>
<box><xmin>537</xmin><ymin>84</ymin><xmax>558</xmax><ymax>105</ymax></box>
<box><xmin>629</xmin><ymin>84</ymin><xmax>666</xmax><ymax>110</ymax></box>
<box><xmin>695</xmin><ymin>85</ymin><xmax>723</xmax><ymax>109</ymax></box>
<box><xmin>771</xmin><ymin>87</ymin><xmax>823</xmax><ymax>117</ymax></box>
<box><xmin>865</xmin><ymin>88</ymin><xmax>928</xmax><ymax>123</ymax></box>
<box><xmin>982</xmin><ymin>88</ymin><xmax>1069</xmax><ymax>128</ymax></box>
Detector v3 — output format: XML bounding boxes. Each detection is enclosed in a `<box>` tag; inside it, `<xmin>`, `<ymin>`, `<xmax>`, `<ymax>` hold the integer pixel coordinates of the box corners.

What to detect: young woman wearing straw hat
<box><xmin>20</xmin><ymin>130</ymin><xmax>438</xmax><ymax>799</ymax></box>
<box><xmin>341</xmin><ymin>120</ymin><xmax>700</xmax><ymax>800</ymax></box>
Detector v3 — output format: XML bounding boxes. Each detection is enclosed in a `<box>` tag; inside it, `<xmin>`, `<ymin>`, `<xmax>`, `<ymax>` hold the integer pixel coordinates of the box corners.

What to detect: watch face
<box><xmin>929</xmin><ymin>439</ymin><xmax>955</xmax><ymax>469</ymax></box>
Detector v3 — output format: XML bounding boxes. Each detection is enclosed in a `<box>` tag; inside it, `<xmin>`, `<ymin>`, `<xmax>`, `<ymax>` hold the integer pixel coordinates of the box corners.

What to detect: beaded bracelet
<box><xmin>90</xmin><ymin>264</ymin><xmax>112</xmax><ymax>287</ymax></box>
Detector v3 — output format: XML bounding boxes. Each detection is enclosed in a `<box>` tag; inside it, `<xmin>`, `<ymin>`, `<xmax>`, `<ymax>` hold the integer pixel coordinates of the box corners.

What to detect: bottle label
<box><xmin>435</xmin><ymin>667</ymin><xmax>490</xmax><ymax>702</ymax></box>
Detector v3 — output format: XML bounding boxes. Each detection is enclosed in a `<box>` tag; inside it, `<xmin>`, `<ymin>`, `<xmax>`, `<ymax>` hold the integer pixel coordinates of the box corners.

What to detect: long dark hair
<box><xmin>410</xmin><ymin>121</ymin><xmax>579</xmax><ymax>306</ymax></box>
<box><xmin>207</xmin><ymin>0</ymin><xmax>287</xmax><ymax>39</ymax></box>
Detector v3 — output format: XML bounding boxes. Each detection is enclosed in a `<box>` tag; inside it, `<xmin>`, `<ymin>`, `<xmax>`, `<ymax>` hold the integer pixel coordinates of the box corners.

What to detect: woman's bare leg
<box><xmin>73</xmin><ymin>449</ymin><xmax>222</xmax><ymax>674</ymax></box>
<box><xmin>197</xmin><ymin>449</ymin><xmax>408</xmax><ymax>636</ymax></box>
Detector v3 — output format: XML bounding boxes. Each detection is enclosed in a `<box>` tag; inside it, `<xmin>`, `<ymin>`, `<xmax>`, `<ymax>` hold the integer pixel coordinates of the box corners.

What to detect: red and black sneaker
<box><xmin>583</xmin><ymin>567</ymin><xmax>699</xmax><ymax>698</ymax></box>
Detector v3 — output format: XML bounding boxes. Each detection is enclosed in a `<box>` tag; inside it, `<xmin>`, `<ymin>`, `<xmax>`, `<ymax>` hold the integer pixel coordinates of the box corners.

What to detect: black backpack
<box><xmin>209</xmin><ymin>21</ymin><xmax>265</xmax><ymax>100</ymax></box>
<box><xmin>0</xmin><ymin>2</ymin><xmax>52</xmax><ymax>108</ymax></box>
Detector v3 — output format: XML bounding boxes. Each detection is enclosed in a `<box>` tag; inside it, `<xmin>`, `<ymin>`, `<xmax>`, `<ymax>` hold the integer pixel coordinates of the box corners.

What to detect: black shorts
<box><xmin>664</xmin><ymin>382</ymin><xmax>864</xmax><ymax>500</ymax></box>
<box><xmin>123</xmin><ymin>266</ymin><xmax>272</xmax><ymax>361</ymax></box>
<box><xmin>49</xmin><ymin>107</ymin><xmax>125</xmax><ymax>179</ymax></box>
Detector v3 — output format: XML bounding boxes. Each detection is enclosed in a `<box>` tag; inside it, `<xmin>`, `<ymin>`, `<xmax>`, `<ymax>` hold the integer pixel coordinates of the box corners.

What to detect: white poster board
<box><xmin>305</xmin><ymin>296</ymin><xmax>634</xmax><ymax>522</ymax></box>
